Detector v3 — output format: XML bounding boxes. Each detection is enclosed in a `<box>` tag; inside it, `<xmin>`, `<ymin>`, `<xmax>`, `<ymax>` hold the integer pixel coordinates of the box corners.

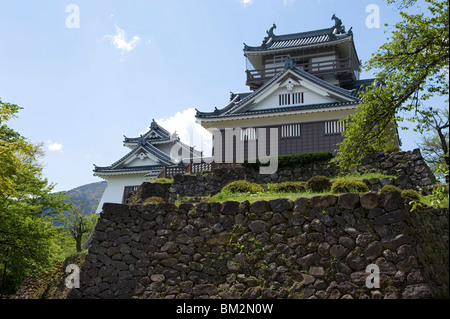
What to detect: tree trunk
<box><xmin>76</xmin><ymin>234</ymin><xmax>82</xmax><ymax>252</ymax></box>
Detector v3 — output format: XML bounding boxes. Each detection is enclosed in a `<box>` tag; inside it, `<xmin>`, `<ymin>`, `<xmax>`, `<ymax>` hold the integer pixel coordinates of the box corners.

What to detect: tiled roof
<box><xmin>196</xmin><ymin>66</ymin><xmax>371</xmax><ymax>120</ymax></box>
<box><xmin>142</xmin><ymin>143</ymin><xmax>174</xmax><ymax>165</ymax></box>
<box><xmin>203</xmin><ymin>101</ymin><xmax>357</xmax><ymax>119</ymax></box>
<box><xmin>244</xmin><ymin>27</ymin><xmax>352</xmax><ymax>52</ymax></box>
<box><xmin>93</xmin><ymin>165</ymin><xmax>164</xmax><ymax>174</ymax></box>
<box><xmin>123</xmin><ymin>119</ymin><xmax>172</xmax><ymax>144</ymax></box>
<box><xmin>93</xmin><ymin>141</ymin><xmax>174</xmax><ymax>175</ymax></box>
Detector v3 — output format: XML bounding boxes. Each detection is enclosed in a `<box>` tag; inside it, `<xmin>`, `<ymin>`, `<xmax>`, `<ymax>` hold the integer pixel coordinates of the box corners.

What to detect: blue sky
<box><xmin>0</xmin><ymin>0</ymin><xmax>437</xmax><ymax>191</ymax></box>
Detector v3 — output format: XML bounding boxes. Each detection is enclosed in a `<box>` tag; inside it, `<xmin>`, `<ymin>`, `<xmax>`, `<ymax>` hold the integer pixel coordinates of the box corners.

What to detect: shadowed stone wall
<box><xmin>74</xmin><ymin>191</ymin><xmax>448</xmax><ymax>299</ymax></box>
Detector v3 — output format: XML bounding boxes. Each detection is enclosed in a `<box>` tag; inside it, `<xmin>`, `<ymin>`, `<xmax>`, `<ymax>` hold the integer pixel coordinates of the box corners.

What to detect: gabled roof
<box><xmin>93</xmin><ymin>165</ymin><xmax>165</xmax><ymax>175</ymax></box>
<box><xmin>123</xmin><ymin>119</ymin><xmax>173</xmax><ymax>145</ymax></box>
<box><xmin>196</xmin><ymin>64</ymin><xmax>371</xmax><ymax>120</ymax></box>
<box><xmin>244</xmin><ymin>27</ymin><xmax>353</xmax><ymax>53</ymax></box>
<box><xmin>93</xmin><ymin>141</ymin><xmax>175</xmax><ymax>176</ymax></box>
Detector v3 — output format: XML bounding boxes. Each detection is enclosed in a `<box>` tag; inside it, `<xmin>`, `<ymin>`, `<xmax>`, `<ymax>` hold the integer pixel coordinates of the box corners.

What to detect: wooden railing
<box><xmin>189</xmin><ymin>162</ymin><xmax>213</xmax><ymax>174</ymax></box>
<box><xmin>246</xmin><ymin>57</ymin><xmax>354</xmax><ymax>88</ymax></box>
<box><xmin>157</xmin><ymin>161</ymin><xmax>214</xmax><ymax>179</ymax></box>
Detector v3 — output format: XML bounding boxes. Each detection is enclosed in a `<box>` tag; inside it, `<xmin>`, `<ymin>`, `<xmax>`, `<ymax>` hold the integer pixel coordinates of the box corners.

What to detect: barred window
<box><xmin>325</xmin><ymin>120</ymin><xmax>345</xmax><ymax>134</ymax></box>
<box><xmin>281</xmin><ymin>124</ymin><xmax>301</xmax><ymax>138</ymax></box>
<box><xmin>279</xmin><ymin>92</ymin><xmax>304</xmax><ymax>106</ymax></box>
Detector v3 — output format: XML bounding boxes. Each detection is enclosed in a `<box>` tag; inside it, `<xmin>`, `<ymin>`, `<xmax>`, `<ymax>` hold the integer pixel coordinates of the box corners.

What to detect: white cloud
<box><xmin>240</xmin><ymin>0</ymin><xmax>253</xmax><ymax>7</ymax></box>
<box><xmin>152</xmin><ymin>108</ymin><xmax>212</xmax><ymax>157</ymax></box>
<box><xmin>47</xmin><ymin>141</ymin><xmax>63</xmax><ymax>152</ymax></box>
<box><xmin>104</xmin><ymin>25</ymin><xmax>141</xmax><ymax>53</ymax></box>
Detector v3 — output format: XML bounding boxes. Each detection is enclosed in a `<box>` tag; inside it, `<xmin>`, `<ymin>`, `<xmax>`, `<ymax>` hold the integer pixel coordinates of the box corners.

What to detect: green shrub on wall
<box><xmin>401</xmin><ymin>189</ymin><xmax>421</xmax><ymax>201</ymax></box>
<box><xmin>242</xmin><ymin>152</ymin><xmax>333</xmax><ymax>170</ymax></box>
<box><xmin>268</xmin><ymin>181</ymin><xmax>305</xmax><ymax>193</ymax></box>
<box><xmin>221</xmin><ymin>180</ymin><xmax>264</xmax><ymax>194</ymax></box>
<box><xmin>305</xmin><ymin>175</ymin><xmax>332</xmax><ymax>192</ymax></box>
<box><xmin>331</xmin><ymin>179</ymin><xmax>369</xmax><ymax>193</ymax></box>
<box><xmin>380</xmin><ymin>185</ymin><xmax>402</xmax><ymax>194</ymax></box>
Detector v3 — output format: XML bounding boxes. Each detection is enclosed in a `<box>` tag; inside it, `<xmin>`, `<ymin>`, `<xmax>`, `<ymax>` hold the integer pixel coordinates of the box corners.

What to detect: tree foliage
<box><xmin>0</xmin><ymin>98</ymin><xmax>70</xmax><ymax>294</ymax></box>
<box><xmin>417</xmin><ymin>108</ymin><xmax>449</xmax><ymax>175</ymax></box>
<box><xmin>58</xmin><ymin>204</ymin><xmax>98</xmax><ymax>253</ymax></box>
<box><xmin>333</xmin><ymin>0</ymin><xmax>449</xmax><ymax>170</ymax></box>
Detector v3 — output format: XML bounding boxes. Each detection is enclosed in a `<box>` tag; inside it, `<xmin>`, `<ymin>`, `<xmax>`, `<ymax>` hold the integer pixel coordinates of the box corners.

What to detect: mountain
<box><xmin>63</xmin><ymin>181</ymin><xmax>107</xmax><ymax>215</ymax></box>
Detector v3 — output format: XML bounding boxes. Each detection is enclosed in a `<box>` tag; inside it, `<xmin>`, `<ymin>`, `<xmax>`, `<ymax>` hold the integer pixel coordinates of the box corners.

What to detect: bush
<box><xmin>269</xmin><ymin>181</ymin><xmax>305</xmax><ymax>193</ymax></box>
<box><xmin>305</xmin><ymin>175</ymin><xmax>332</xmax><ymax>192</ymax></box>
<box><xmin>243</xmin><ymin>152</ymin><xmax>333</xmax><ymax>170</ymax></box>
<box><xmin>401</xmin><ymin>189</ymin><xmax>421</xmax><ymax>201</ymax></box>
<box><xmin>331</xmin><ymin>179</ymin><xmax>369</xmax><ymax>193</ymax></box>
<box><xmin>221</xmin><ymin>180</ymin><xmax>264</xmax><ymax>194</ymax></box>
<box><xmin>142</xmin><ymin>196</ymin><xmax>165</xmax><ymax>205</ymax></box>
<box><xmin>380</xmin><ymin>185</ymin><xmax>402</xmax><ymax>194</ymax></box>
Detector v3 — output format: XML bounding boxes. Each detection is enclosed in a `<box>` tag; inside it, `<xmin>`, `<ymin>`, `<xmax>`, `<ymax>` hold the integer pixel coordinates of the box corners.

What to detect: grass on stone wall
<box><xmin>204</xmin><ymin>172</ymin><xmax>449</xmax><ymax>208</ymax></box>
<box><xmin>207</xmin><ymin>190</ymin><xmax>327</xmax><ymax>203</ymax></box>
<box><xmin>329</xmin><ymin>172</ymin><xmax>395</xmax><ymax>181</ymax></box>
<box><xmin>150</xmin><ymin>177</ymin><xmax>174</xmax><ymax>184</ymax></box>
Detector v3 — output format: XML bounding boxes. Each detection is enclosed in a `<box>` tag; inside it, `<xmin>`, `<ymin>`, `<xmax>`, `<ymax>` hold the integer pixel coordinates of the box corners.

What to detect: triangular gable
<box><xmin>226</xmin><ymin>67</ymin><xmax>359</xmax><ymax>115</ymax></box>
<box><xmin>111</xmin><ymin>143</ymin><xmax>174</xmax><ymax>170</ymax></box>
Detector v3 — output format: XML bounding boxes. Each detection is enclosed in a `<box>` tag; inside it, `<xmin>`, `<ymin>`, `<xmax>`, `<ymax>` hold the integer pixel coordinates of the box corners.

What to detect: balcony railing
<box><xmin>157</xmin><ymin>161</ymin><xmax>213</xmax><ymax>179</ymax></box>
<box><xmin>246</xmin><ymin>57</ymin><xmax>355</xmax><ymax>89</ymax></box>
<box><xmin>157</xmin><ymin>161</ymin><xmax>244</xmax><ymax>179</ymax></box>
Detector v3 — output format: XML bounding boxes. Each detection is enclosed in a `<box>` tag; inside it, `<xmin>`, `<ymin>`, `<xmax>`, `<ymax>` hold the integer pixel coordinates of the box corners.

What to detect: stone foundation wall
<box><xmin>168</xmin><ymin>149</ymin><xmax>436</xmax><ymax>203</ymax></box>
<box><xmin>127</xmin><ymin>182</ymin><xmax>171</xmax><ymax>204</ymax></box>
<box><xmin>357</xmin><ymin>149</ymin><xmax>437</xmax><ymax>189</ymax></box>
<box><xmin>74</xmin><ymin>192</ymin><xmax>448</xmax><ymax>299</ymax></box>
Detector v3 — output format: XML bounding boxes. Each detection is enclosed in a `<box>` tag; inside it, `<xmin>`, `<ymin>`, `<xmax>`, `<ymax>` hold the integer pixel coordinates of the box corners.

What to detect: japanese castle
<box><xmin>195</xmin><ymin>16</ymin><xmax>398</xmax><ymax>161</ymax></box>
<box><xmin>93</xmin><ymin>16</ymin><xmax>400</xmax><ymax>211</ymax></box>
<box><xmin>93</xmin><ymin>120</ymin><xmax>201</xmax><ymax>213</ymax></box>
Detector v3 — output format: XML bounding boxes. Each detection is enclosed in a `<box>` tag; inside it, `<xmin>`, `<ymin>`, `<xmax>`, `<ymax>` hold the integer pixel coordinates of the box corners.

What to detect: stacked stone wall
<box><xmin>168</xmin><ymin>149</ymin><xmax>437</xmax><ymax>202</ymax></box>
<box><xmin>75</xmin><ymin>192</ymin><xmax>449</xmax><ymax>299</ymax></box>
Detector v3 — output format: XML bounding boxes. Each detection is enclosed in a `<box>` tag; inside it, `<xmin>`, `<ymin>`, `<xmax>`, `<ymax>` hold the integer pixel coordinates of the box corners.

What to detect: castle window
<box><xmin>325</xmin><ymin>120</ymin><xmax>345</xmax><ymax>135</ymax></box>
<box><xmin>240</xmin><ymin>128</ymin><xmax>257</xmax><ymax>141</ymax></box>
<box><xmin>281</xmin><ymin>124</ymin><xmax>301</xmax><ymax>138</ymax></box>
<box><xmin>279</xmin><ymin>92</ymin><xmax>304</xmax><ymax>106</ymax></box>
<box><xmin>274</xmin><ymin>55</ymin><xmax>290</xmax><ymax>64</ymax></box>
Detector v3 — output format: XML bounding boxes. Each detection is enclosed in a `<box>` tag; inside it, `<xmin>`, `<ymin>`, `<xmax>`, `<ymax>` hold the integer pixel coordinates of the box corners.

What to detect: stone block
<box><xmin>338</xmin><ymin>193</ymin><xmax>360</xmax><ymax>210</ymax></box>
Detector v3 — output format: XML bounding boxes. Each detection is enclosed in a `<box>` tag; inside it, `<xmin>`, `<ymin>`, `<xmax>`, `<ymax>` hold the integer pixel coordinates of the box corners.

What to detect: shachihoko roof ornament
<box><xmin>331</xmin><ymin>14</ymin><xmax>346</xmax><ymax>34</ymax></box>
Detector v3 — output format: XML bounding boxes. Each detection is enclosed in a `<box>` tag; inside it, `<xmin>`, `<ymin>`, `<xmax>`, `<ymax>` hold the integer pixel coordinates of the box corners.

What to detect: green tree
<box><xmin>59</xmin><ymin>204</ymin><xmax>98</xmax><ymax>252</ymax></box>
<box><xmin>332</xmin><ymin>0</ymin><xmax>449</xmax><ymax>170</ymax></box>
<box><xmin>0</xmin><ymin>98</ymin><xmax>70</xmax><ymax>295</ymax></box>
<box><xmin>417</xmin><ymin>108</ymin><xmax>449</xmax><ymax>178</ymax></box>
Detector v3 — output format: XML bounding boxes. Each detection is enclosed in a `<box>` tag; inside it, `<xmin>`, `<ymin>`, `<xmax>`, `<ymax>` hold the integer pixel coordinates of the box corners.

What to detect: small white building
<box><xmin>93</xmin><ymin>120</ymin><xmax>202</xmax><ymax>214</ymax></box>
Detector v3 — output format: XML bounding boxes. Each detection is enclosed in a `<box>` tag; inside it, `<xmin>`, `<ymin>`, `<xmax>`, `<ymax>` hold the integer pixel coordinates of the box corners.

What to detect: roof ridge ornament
<box><xmin>262</xmin><ymin>23</ymin><xmax>276</xmax><ymax>48</ymax></box>
<box><xmin>266</xmin><ymin>23</ymin><xmax>276</xmax><ymax>38</ymax></box>
<box><xmin>284</xmin><ymin>58</ymin><xmax>295</xmax><ymax>70</ymax></box>
<box><xmin>331</xmin><ymin>14</ymin><xmax>346</xmax><ymax>34</ymax></box>
<box><xmin>138</xmin><ymin>135</ymin><xmax>146</xmax><ymax>146</ymax></box>
<box><xmin>150</xmin><ymin>119</ymin><xmax>158</xmax><ymax>129</ymax></box>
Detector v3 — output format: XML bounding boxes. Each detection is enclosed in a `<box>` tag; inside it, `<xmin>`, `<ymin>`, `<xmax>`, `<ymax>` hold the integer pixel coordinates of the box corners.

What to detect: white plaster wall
<box><xmin>126</xmin><ymin>156</ymin><xmax>159</xmax><ymax>167</ymax></box>
<box><xmin>94</xmin><ymin>174</ymin><xmax>148</xmax><ymax>214</ymax></box>
<box><xmin>251</xmin><ymin>87</ymin><xmax>334</xmax><ymax>111</ymax></box>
